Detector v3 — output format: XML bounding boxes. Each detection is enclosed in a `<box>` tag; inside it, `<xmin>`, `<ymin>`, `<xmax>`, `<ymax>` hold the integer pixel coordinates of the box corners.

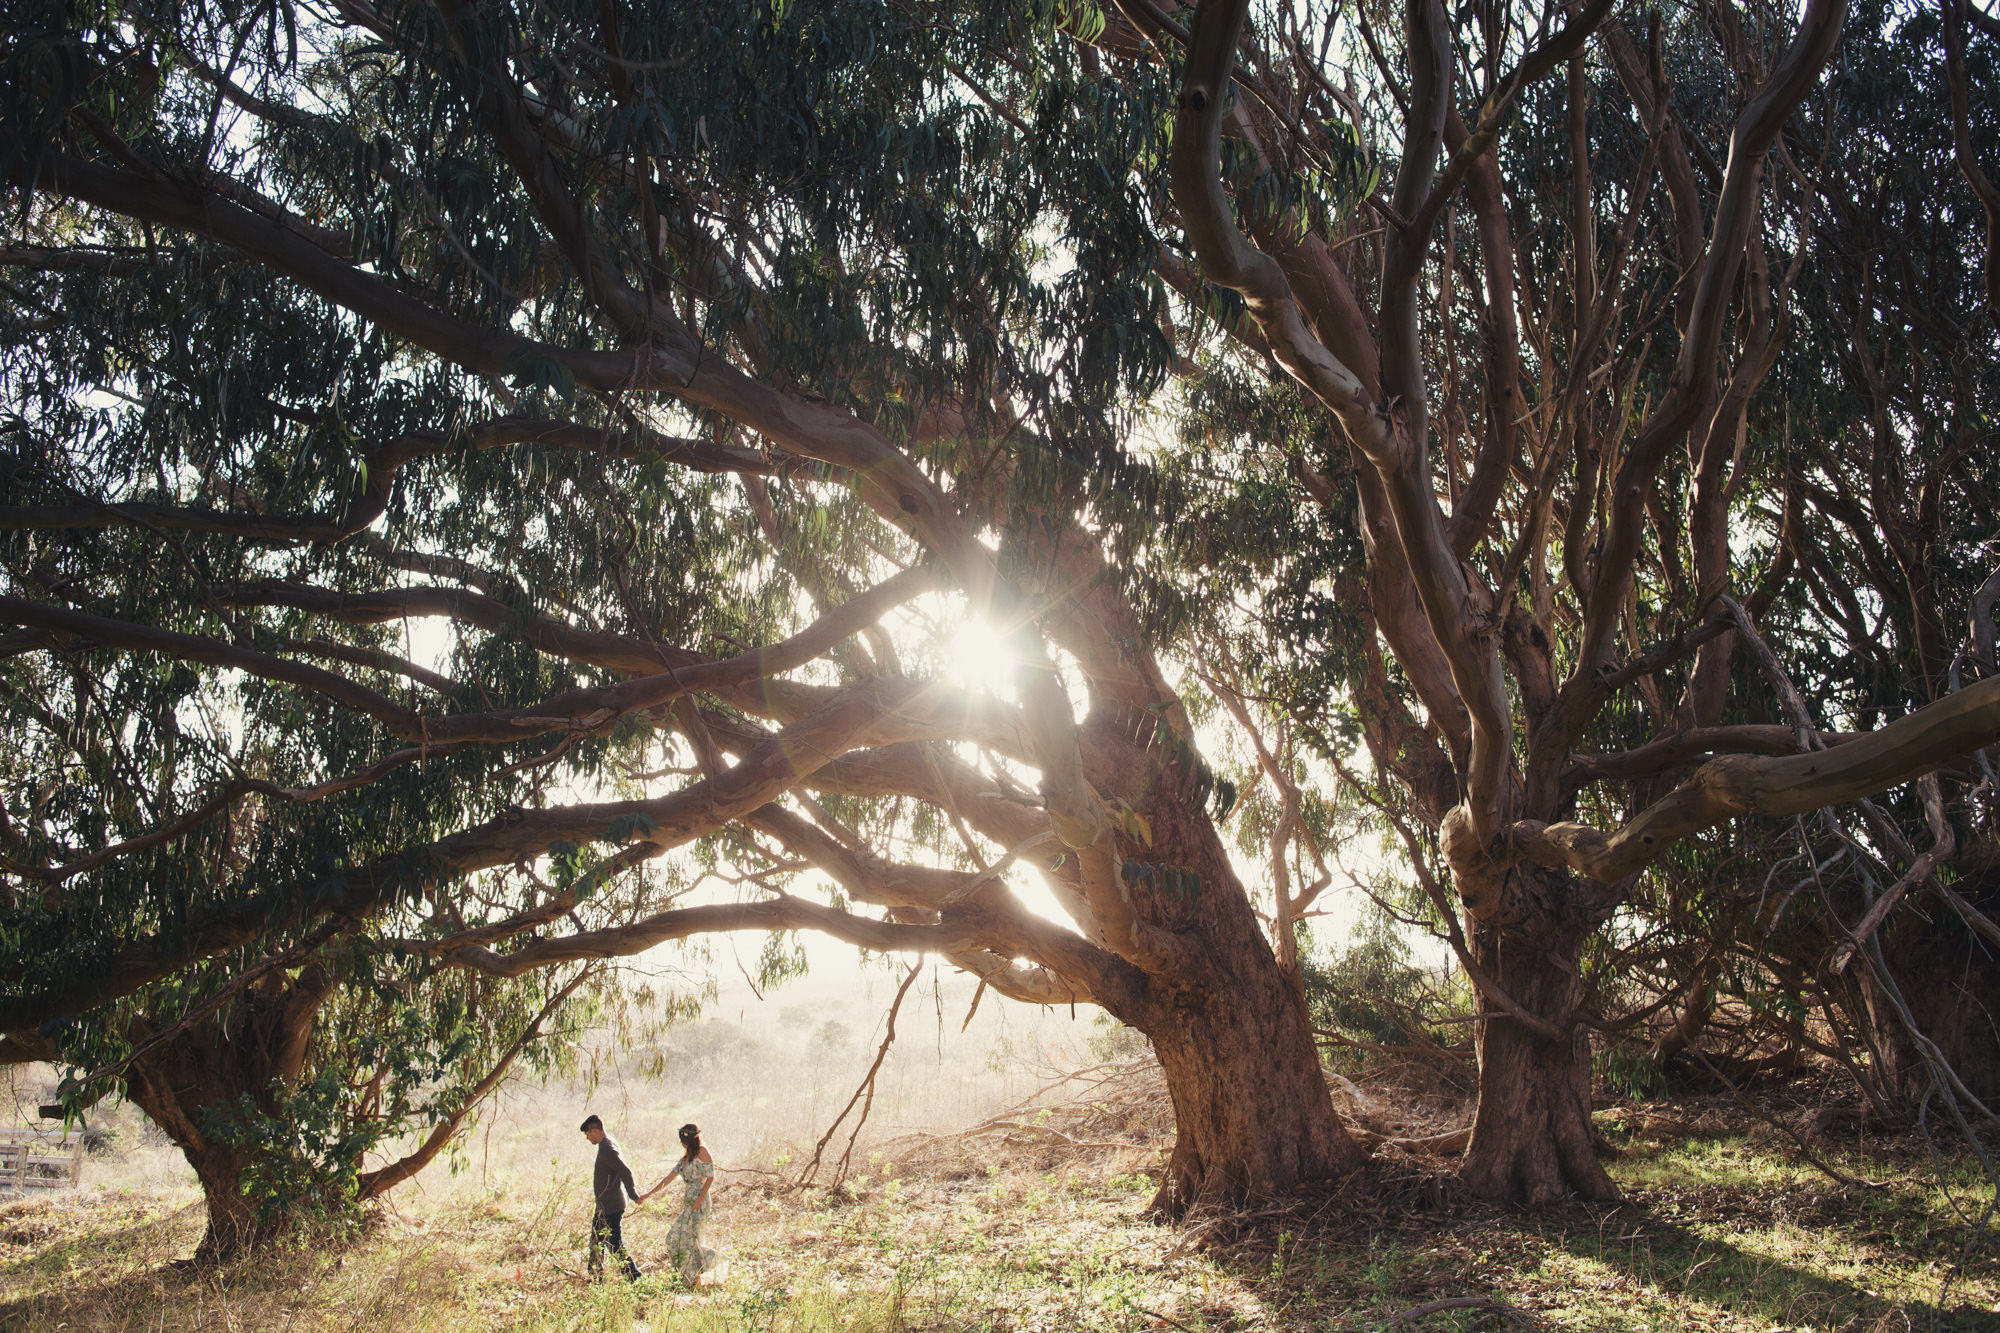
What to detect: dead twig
<box><xmin>904</xmin><ymin>1115</ymin><xmax>1166</xmax><ymax>1154</ymax></box>
<box><xmin>1352</xmin><ymin>1125</ymin><xmax>1473</xmax><ymax>1156</ymax></box>
<box><xmin>1830</xmin><ymin>773</ymin><xmax>1954</xmax><ymax>974</ymax></box>
<box><xmin>796</xmin><ymin>963</ymin><xmax>921</xmax><ymax>1187</ymax></box>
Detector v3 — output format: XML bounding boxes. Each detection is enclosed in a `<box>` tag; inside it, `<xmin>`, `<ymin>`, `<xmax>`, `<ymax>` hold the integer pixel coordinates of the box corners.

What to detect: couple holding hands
<box><xmin>580</xmin><ymin>1114</ymin><xmax>716</xmax><ymax>1285</ymax></box>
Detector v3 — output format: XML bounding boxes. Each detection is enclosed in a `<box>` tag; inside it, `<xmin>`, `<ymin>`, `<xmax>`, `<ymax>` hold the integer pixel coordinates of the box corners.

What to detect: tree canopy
<box><xmin>3</xmin><ymin>0</ymin><xmax>1998</xmax><ymax>1242</ymax></box>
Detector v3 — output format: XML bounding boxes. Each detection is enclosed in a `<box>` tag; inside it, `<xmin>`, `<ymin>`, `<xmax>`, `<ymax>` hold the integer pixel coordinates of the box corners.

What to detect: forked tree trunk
<box><xmin>1458</xmin><ymin>876</ymin><xmax>1620</xmax><ymax>1205</ymax></box>
<box><xmin>120</xmin><ymin>966</ymin><xmax>336</xmax><ymax>1264</ymax></box>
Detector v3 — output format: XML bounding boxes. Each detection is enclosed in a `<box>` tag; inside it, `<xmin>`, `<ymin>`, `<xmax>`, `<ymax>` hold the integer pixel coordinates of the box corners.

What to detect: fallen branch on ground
<box><xmin>890</xmin><ymin>1112</ymin><xmax>1169</xmax><ymax>1157</ymax></box>
<box><xmin>1351</xmin><ymin>1125</ymin><xmax>1473</xmax><ymax>1156</ymax></box>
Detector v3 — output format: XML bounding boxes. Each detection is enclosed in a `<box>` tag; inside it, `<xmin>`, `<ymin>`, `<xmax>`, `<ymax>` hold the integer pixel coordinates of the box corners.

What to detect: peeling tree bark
<box><xmin>1093</xmin><ymin>766</ymin><xmax>1368</xmax><ymax>1215</ymax></box>
<box><xmin>1137</xmin><ymin>971</ymin><xmax>1366</xmax><ymax>1216</ymax></box>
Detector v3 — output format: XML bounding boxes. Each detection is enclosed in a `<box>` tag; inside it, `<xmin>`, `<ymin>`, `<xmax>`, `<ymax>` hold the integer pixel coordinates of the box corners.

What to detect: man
<box><xmin>580</xmin><ymin>1114</ymin><xmax>643</xmax><ymax>1281</ymax></box>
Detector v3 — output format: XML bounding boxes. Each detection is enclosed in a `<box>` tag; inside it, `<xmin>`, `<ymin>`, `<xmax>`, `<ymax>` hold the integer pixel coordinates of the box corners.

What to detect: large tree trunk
<box><xmin>1096</xmin><ymin>733</ymin><xmax>1369</xmax><ymax>1217</ymax></box>
<box><xmin>120</xmin><ymin>966</ymin><xmax>336</xmax><ymax>1264</ymax></box>
<box><xmin>1457</xmin><ymin>866</ymin><xmax>1620</xmax><ymax>1205</ymax></box>
<box><xmin>1136</xmin><ymin>953</ymin><xmax>1368</xmax><ymax>1217</ymax></box>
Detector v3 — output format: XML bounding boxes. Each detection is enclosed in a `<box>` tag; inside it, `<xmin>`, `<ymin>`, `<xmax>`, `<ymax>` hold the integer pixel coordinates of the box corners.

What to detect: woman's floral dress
<box><xmin>661</xmin><ymin>1155</ymin><xmax>716</xmax><ymax>1284</ymax></box>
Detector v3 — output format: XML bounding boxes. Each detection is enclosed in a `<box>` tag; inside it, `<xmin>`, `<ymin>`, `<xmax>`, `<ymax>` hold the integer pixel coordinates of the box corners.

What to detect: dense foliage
<box><xmin>2</xmin><ymin>0</ymin><xmax>1996</xmax><ymax>1247</ymax></box>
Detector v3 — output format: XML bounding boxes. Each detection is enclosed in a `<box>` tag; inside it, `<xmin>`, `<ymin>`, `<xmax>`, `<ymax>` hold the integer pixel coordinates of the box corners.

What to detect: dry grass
<box><xmin>4</xmin><ymin>1080</ymin><xmax>1998</xmax><ymax>1332</ymax></box>
<box><xmin>4</xmin><ymin>977</ymin><xmax>1996</xmax><ymax>1331</ymax></box>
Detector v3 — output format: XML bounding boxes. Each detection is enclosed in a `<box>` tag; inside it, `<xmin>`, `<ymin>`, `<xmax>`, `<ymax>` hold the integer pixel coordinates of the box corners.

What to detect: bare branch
<box><xmin>797</xmin><ymin>964</ymin><xmax>921</xmax><ymax>1185</ymax></box>
<box><xmin>1565</xmin><ymin>0</ymin><xmax>1845</xmax><ymax>700</ymax></box>
<box><xmin>1829</xmin><ymin>774</ymin><xmax>1954</xmax><ymax>974</ymax></box>
<box><xmin>357</xmin><ymin>965</ymin><xmax>597</xmax><ymax>1198</ymax></box>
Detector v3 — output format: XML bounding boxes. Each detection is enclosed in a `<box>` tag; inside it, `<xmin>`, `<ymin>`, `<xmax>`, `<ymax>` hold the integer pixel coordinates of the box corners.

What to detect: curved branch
<box><xmin>1170</xmin><ymin>0</ymin><xmax>1505</xmax><ymax>830</ymax></box>
<box><xmin>2</xmin><ymin>567</ymin><xmax>931</xmax><ymax>748</ymax></box>
<box><xmin>0</xmin><ymin>678</ymin><xmax>926</xmax><ymax>1033</ymax></box>
<box><xmin>1513</xmin><ymin>674</ymin><xmax>2000</xmax><ymax>882</ymax></box>
<box><xmin>10</xmin><ymin>741</ymin><xmax>474</xmax><ymax>890</ymax></box>
<box><xmin>948</xmin><ymin>949</ymin><xmax>1095</xmax><ymax>1006</ymax></box>
<box><xmin>356</xmin><ymin>964</ymin><xmax>596</xmax><ymax>1199</ymax></box>
<box><xmin>1168</xmin><ymin>0</ymin><xmax>1381</xmax><ymax>435</ymax></box>
<box><xmin>1567</xmin><ymin>0</ymin><xmax>1844</xmax><ymax>689</ymax></box>
<box><xmin>1405</xmin><ymin>0</ymin><xmax>1617</xmax><ymax>246</ymax></box>
<box><xmin>743</xmin><ymin>802</ymin><xmax>1116</xmax><ymax>992</ymax></box>
<box><xmin>1564</xmin><ymin>724</ymin><xmax>1849</xmax><ymax>785</ymax></box>
<box><xmin>741</xmin><ymin>803</ymin><xmax>981</xmax><ymax>911</ymax></box>
<box><xmin>439</xmin><ymin>895</ymin><xmax>983</xmax><ymax>976</ymax></box>
<box><xmin>282</xmin><ymin>637</ymin><xmax>458</xmax><ymax>695</ymax></box>
<box><xmin>39</xmin><ymin>151</ymin><xmax>1112</xmax><ymax>859</ymax></box>
<box><xmin>0</xmin><ymin>595</ymin><xmax>415</xmax><ymax>727</ymax></box>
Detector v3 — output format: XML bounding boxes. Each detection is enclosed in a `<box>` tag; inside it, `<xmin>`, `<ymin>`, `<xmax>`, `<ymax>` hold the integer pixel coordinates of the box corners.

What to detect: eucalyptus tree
<box><xmin>1127</xmin><ymin>0</ymin><xmax>2000</xmax><ymax>1202</ymax></box>
<box><xmin>0</xmin><ymin>0</ymin><xmax>1367</xmax><ymax>1237</ymax></box>
<box><xmin>1709</xmin><ymin>0</ymin><xmax>2000</xmax><ymax>1107</ymax></box>
<box><xmin>4</xmin><ymin>0</ymin><xmax>2000</xmax><ymax>1249</ymax></box>
<box><xmin>1449</xmin><ymin>0</ymin><xmax>2000</xmax><ymax>1126</ymax></box>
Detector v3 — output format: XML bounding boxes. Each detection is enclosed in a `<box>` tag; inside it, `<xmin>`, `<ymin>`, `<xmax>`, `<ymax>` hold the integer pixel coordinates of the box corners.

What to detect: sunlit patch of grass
<box><xmin>1578</xmin><ymin>1130</ymin><xmax>1999</xmax><ymax>1331</ymax></box>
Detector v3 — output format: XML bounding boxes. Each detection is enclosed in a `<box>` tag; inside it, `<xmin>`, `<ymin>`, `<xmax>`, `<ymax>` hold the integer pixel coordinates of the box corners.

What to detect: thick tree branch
<box><xmin>0</xmin><ymin>678</ymin><xmax>931</xmax><ymax>1032</ymax></box>
<box><xmin>1512</xmin><ymin>675</ymin><xmax>2000</xmax><ymax>882</ymax></box>
<box><xmin>0</xmin><ymin>566</ymin><xmax>931</xmax><ymax>746</ymax></box>
<box><xmin>1564</xmin><ymin>724</ymin><xmax>1851</xmax><ymax>786</ymax></box>
<box><xmin>0</xmin><ymin>418</ymin><xmax>769</xmax><ymax>543</ymax></box>
<box><xmin>440</xmin><ymin>895</ymin><xmax>982</xmax><ymax>976</ymax></box>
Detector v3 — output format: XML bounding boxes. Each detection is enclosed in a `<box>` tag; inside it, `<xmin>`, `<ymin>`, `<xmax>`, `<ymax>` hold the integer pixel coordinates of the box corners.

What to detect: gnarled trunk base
<box><xmin>120</xmin><ymin>967</ymin><xmax>335</xmax><ymax>1264</ymax></box>
<box><xmin>1129</xmin><ymin>966</ymin><xmax>1367</xmax><ymax>1218</ymax></box>
<box><xmin>1080</xmin><ymin>712</ymin><xmax>1369</xmax><ymax>1219</ymax></box>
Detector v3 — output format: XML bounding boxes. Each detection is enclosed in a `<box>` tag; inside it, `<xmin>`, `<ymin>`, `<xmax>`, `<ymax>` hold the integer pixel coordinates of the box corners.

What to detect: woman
<box><xmin>642</xmin><ymin>1123</ymin><xmax>716</xmax><ymax>1285</ymax></box>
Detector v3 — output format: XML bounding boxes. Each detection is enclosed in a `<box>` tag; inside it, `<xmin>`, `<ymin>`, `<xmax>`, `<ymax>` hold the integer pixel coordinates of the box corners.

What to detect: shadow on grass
<box><xmin>1195</xmin><ymin>1156</ymin><xmax>1998</xmax><ymax>1332</ymax></box>
<box><xmin>1534</xmin><ymin>1200</ymin><xmax>1996</xmax><ymax>1332</ymax></box>
<box><xmin>0</xmin><ymin>1199</ymin><xmax>210</xmax><ymax>1328</ymax></box>
<box><xmin>0</xmin><ymin>1196</ymin><xmax>201</xmax><ymax>1275</ymax></box>
<box><xmin>1</xmin><ymin>1201</ymin><xmax>741</xmax><ymax>1333</ymax></box>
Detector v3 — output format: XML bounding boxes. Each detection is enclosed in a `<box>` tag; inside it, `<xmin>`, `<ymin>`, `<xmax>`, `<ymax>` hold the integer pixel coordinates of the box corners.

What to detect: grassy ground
<box><xmin>3</xmin><ymin>1109</ymin><xmax>1996</xmax><ymax>1332</ymax></box>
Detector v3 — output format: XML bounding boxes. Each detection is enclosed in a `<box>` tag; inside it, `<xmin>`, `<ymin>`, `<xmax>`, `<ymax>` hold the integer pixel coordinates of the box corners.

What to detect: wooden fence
<box><xmin>0</xmin><ymin>1129</ymin><xmax>85</xmax><ymax>1191</ymax></box>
